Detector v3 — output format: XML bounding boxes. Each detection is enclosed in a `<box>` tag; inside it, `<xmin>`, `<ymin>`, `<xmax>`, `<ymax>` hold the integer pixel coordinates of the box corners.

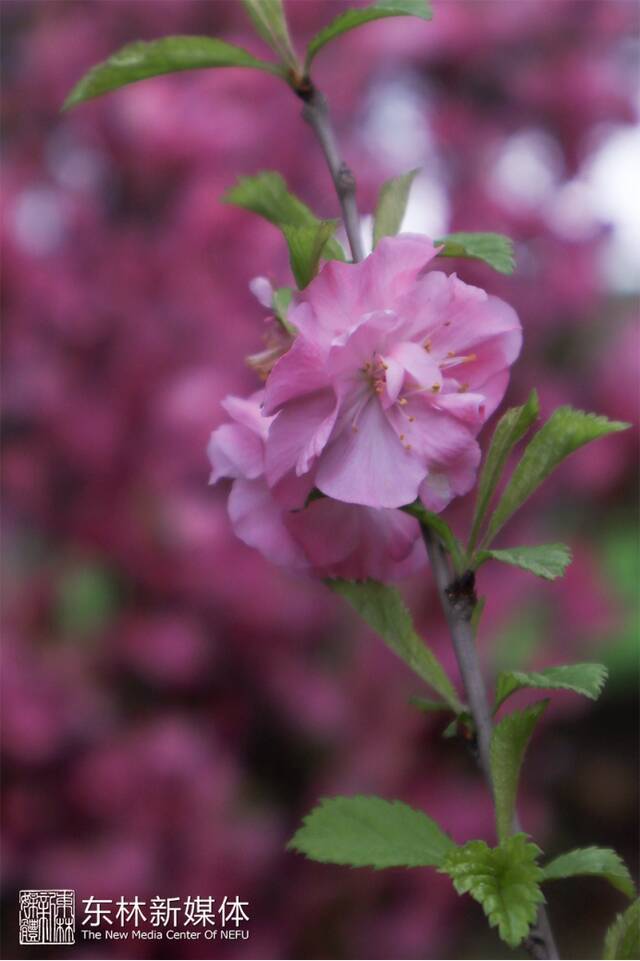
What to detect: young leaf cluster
<box><xmin>441</xmin><ymin>834</ymin><xmax>544</xmax><ymax>948</ymax></box>
<box><xmin>603</xmin><ymin>900</ymin><xmax>640</xmax><ymax>960</ymax></box>
<box><xmin>64</xmin><ymin>1</ymin><xmax>434</xmax><ymax>110</ymax></box>
<box><xmin>224</xmin><ymin>171</ymin><xmax>344</xmax><ymax>288</ymax></box>
<box><xmin>466</xmin><ymin>394</ymin><xmax>629</xmax><ymax>580</ymax></box>
<box><xmin>371</xmin><ymin>169</ymin><xmax>517</xmax><ymax>275</ymax></box>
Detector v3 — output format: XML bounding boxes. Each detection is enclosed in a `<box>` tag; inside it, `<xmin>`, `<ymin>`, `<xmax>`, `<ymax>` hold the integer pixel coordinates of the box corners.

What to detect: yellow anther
<box><xmin>431</xmin><ymin>384</ymin><xmax>441</xmax><ymax>393</ymax></box>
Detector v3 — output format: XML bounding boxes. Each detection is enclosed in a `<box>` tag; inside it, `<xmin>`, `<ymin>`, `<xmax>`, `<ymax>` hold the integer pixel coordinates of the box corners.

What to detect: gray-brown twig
<box><xmin>299</xmin><ymin>86</ymin><xmax>364</xmax><ymax>263</ymax></box>
<box><xmin>422</xmin><ymin>526</ymin><xmax>560</xmax><ymax>960</ymax></box>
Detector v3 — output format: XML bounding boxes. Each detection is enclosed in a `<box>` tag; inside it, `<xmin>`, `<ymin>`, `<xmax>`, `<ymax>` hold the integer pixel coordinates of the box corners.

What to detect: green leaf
<box><xmin>272</xmin><ymin>286</ymin><xmax>295</xmax><ymax>332</ymax></box>
<box><xmin>242</xmin><ymin>0</ymin><xmax>299</xmax><ymax>70</ymax></box>
<box><xmin>604</xmin><ymin>899</ymin><xmax>640</xmax><ymax>960</ymax></box>
<box><xmin>440</xmin><ymin>834</ymin><xmax>544</xmax><ymax>948</ymax></box>
<box><xmin>63</xmin><ymin>36</ymin><xmax>283</xmax><ymax>110</ymax></box>
<box><xmin>403</xmin><ymin>502</ymin><xmax>464</xmax><ymax>573</ymax></box>
<box><xmin>474</xmin><ymin>544</ymin><xmax>572</xmax><ymax>581</ymax></box>
<box><xmin>288</xmin><ymin>795</ymin><xmax>456</xmax><ymax>868</ymax></box>
<box><xmin>224</xmin><ymin>170</ymin><xmax>318</xmax><ymax>228</ymax></box>
<box><xmin>281</xmin><ymin>220</ymin><xmax>338</xmax><ymax>288</ymax></box>
<box><xmin>408</xmin><ymin>696</ymin><xmax>455</xmax><ymax>714</ymax></box>
<box><xmin>56</xmin><ymin>564</ymin><xmax>118</xmax><ymax>637</ymax></box>
<box><xmin>467</xmin><ymin>390</ymin><xmax>539</xmax><ymax>554</ymax></box>
<box><xmin>435</xmin><ymin>231</ymin><xmax>515</xmax><ymax>274</ymax></box>
<box><xmin>494</xmin><ymin>663</ymin><xmax>608</xmax><ymax>712</ymax></box>
<box><xmin>471</xmin><ymin>595</ymin><xmax>486</xmax><ymax>636</ymax></box>
<box><xmin>484</xmin><ymin>408</ymin><xmax>630</xmax><ymax>547</ymax></box>
<box><xmin>223</xmin><ymin>171</ymin><xmax>345</xmax><ymax>265</ymax></box>
<box><xmin>330</xmin><ymin>579</ymin><xmax>463</xmax><ymax>714</ymax></box>
<box><xmin>306</xmin><ymin>1</ymin><xmax>432</xmax><ymax>68</ymax></box>
<box><xmin>490</xmin><ymin>701</ymin><xmax>547</xmax><ymax>843</ymax></box>
<box><xmin>442</xmin><ymin>710</ymin><xmax>474</xmax><ymax>741</ymax></box>
<box><xmin>542</xmin><ymin>848</ymin><xmax>635</xmax><ymax>900</ymax></box>
<box><xmin>372</xmin><ymin>168</ymin><xmax>419</xmax><ymax>247</ymax></box>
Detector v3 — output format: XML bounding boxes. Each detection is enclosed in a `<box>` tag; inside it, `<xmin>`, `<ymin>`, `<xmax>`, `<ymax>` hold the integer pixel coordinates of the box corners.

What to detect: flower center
<box><xmin>361</xmin><ymin>355</ymin><xmax>388</xmax><ymax>396</ymax></box>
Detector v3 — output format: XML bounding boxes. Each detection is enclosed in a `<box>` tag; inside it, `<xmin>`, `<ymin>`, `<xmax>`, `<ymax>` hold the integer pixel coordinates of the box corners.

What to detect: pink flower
<box><xmin>208</xmin><ymin>391</ymin><xmax>424</xmax><ymax>580</ymax></box>
<box><xmin>263</xmin><ymin>234</ymin><xmax>522</xmax><ymax>511</ymax></box>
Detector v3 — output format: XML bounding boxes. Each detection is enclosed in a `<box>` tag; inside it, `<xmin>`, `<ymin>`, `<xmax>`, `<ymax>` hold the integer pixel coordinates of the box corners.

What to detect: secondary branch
<box><xmin>421</xmin><ymin>526</ymin><xmax>560</xmax><ymax>961</ymax></box>
<box><xmin>298</xmin><ymin>86</ymin><xmax>365</xmax><ymax>263</ymax></box>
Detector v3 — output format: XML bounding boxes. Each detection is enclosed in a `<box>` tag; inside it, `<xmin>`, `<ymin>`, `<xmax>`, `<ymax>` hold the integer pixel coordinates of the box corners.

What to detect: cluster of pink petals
<box><xmin>208</xmin><ymin>391</ymin><xmax>424</xmax><ymax>581</ymax></box>
<box><xmin>209</xmin><ymin>234</ymin><xmax>522</xmax><ymax>579</ymax></box>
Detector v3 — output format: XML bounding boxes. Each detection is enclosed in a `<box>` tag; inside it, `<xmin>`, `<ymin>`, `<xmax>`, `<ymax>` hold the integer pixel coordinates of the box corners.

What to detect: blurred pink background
<box><xmin>1</xmin><ymin>1</ymin><xmax>638</xmax><ymax>958</ymax></box>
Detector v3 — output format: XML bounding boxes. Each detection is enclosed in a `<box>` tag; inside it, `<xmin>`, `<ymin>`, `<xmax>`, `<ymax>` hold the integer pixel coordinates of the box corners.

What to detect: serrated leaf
<box><xmin>281</xmin><ymin>220</ymin><xmax>338</xmax><ymax>288</ymax></box>
<box><xmin>604</xmin><ymin>899</ymin><xmax>640</xmax><ymax>959</ymax></box>
<box><xmin>435</xmin><ymin>231</ymin><xmax>515</xmax><ymax>274</ymax></box>
<box><xmin>441</xmin><ymin>834</ymin><xmax>544</xmax><ymax>948</ymax></box>
<box><xmin>474</xmin><ymin>544</ymin><xmax>572</xmax><ymax>581</ymax></box>
<box><xmin>490</xmin><ymin>701</ymin><xmax>547</xmax><ymax>843</ymax></box>
<box><xmin>484</xmin><ymin>408</ymin><xmax>630</xmax><ymax>547</ymax></box>
<box><xmin>288</xmin><ymin>795</ymin><xmax>455</xmax><ymax>868</ymax></box>
<box><xmin>495</xmin><ymin>663</ymin><xmax>608</xmax><ymax>712</ymax></box>
<box><xmin>306</xmin><ymin>0</ymin><xmax>432</xmax><ymax>68</ymax></box>
<box><xmin>224</xmin><ymin>171</ymin><xmax>345</xmax><ymax>265</ymax></box>
<box><xmin>542</xmin><ymin>848</ymin><xmax>635</xmax><ymax>900</ymax></box>
<box><xmin>403</xmin><ymin>502</ymin><xmax>464</xmax><ymax>573</ymax></box>
<box><xmin>468</xmin><ymin>390</ymin><xmax>539</xmax><ymax>554</ymax></box>
<box><xmin>372</xmin><ymin>169</ymin><xmax>419</xmax><ymax>247</ymax></box>
<box><xmin>330</xmin><ymin>579</ymin><xmax>463</xmax><ymax>714</ymax></box>
<box><xmin>242</xmin><ymin>0</ymin><xmax>299</xmax><ymax>70</ymax></box>
<box><xmin>63</xmin><ymin>36</ymin><xmax>283</xmax><ymax>110</ymax></box>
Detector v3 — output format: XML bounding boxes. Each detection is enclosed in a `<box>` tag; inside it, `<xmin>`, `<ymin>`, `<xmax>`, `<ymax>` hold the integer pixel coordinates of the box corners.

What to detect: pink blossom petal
<box><xmin>383</xmin><ymin>357</ymin><xmax>405</xmax><ymax>407</ymax></box>
<box><xmin>316</xmin><ymin>397</ymin><xmax>425</xmax><ymax>508</ymax></box>
<box><xmin>263</xmin><ymin>336</ymin><xmax>329</xmax><ymax>415</ymax></box>
<box><xmin>228</xmin><ymin>478</ymin><xmax>308</xmax><ymax>568</ymax></box>
<box><xmin>419</xmin><ymin>442</ymin><xmax>481</xmax><ymax>512</ymax></box>
<box><xmin>207</xmin><ymin>423</ymin><xmax>263</xmax><ymax>482</ymax></box>
<box><xmin>432</xmin><ymin>391</ymin><xmax>487</xmax><ymax>424</ymax></box>
<box><xmin>361</xmin><ymin>234</ymin><xmax>440</xmax><ymax>307</ymax></box>
<box><xmin>390</xmin><ymin>341</ymin><xmax>442</xmax><ymax>390</ymax></box>
<box><xmin>475</xmin><ymin>369</ymin><xmax>510</xmax><ymax>420</ymax></box>
<box><xmin>286</xmin><ymin>498</ymin><xmax>426</xmax><ymax>581</ymax></box>
<box><xmin>222</xmin><ymin>392</ymin><xmax>271</xmax><ymax>438</ymax></box>
<box><xmin>386</xmin><ymin>399</ymin><xmax>476</xmax><ymax>467</ymax></box>
<box><xmin>265</xmin><ymin>388</ymin><xmax>338</xmax><ymax>485</ymax></box>
<box><xmin>285</xmin><ymin>499</ymin><xmax>361</xmax><ymax>568</ymax></box>
<box><xmin>248</xmin><ymin>276</ymin><xmax>273</xmax><ymax>308</ymax></box>
<box><xmin>430</xmin><ymin>292</ymin><xmax>522</xmax><ymax>369</ymax></box>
